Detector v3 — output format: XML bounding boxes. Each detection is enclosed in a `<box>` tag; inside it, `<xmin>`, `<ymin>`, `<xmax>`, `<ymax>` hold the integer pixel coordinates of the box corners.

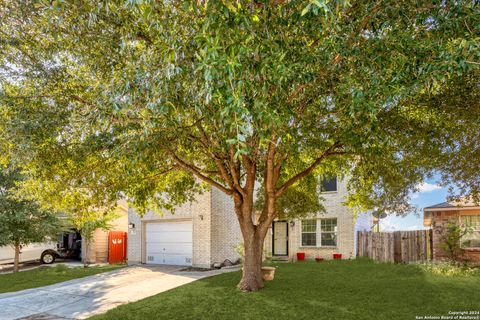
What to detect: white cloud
<box><xmin>380</xmin><ymin>218</ymin><xmax>397</xmax><ymax>231</ymax></box>
<box><xmin>416</xmin><ymin>182</ymin><xmax>441</xmax><ymax>193</ymax></box>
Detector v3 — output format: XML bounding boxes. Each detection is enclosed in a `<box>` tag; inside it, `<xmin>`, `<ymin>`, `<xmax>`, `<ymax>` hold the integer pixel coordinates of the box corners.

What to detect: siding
<box><xmin>83</xmin><ymin>202</ymin><xmax>129</xmax><ymax>263</ymax></box>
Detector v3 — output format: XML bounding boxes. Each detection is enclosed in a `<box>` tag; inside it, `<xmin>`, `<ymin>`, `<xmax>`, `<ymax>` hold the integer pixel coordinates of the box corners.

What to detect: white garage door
<box><xmin>145</xmin><ymin>221</ymin><xmax>192</xmax><ymax>266</ymax></box>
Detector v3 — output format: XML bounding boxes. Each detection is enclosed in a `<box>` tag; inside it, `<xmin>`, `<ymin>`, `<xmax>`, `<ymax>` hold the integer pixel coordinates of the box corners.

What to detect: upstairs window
<box><xmin>320</xmin><ymin>176</ymin><xmax>337</xmax><ymax>192</ymax></box>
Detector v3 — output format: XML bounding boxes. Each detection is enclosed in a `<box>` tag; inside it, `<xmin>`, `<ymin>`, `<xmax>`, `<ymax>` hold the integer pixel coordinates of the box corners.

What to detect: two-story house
<box><xmin>127</xmin><ymin>177</ymin><xmax>371</xmax><ymax>267</ymax></box>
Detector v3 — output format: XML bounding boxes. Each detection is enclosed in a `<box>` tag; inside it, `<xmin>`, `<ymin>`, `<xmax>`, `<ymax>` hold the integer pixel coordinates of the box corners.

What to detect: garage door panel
<box><xmin>147</xmin><ymin>254</ymin><xmax>191</xmax><ymax>265</ymax></box>
<box><xmin>147</xmin><ymin>231</ymin><xmax>192</xmax><ymax>243</ymax></box>
<box><xmin>145</xmin><ymin>221</ymin><xmax>193</xmax><ymax>266</ymax></box>
<box><xmin>146</xmin><ymin>243</ymin><xmax>192</xmax><ymax>255</ymax></box>
<box><xmin>146</xmin><ymin>222</ymin><xmax>192</xmax><ymax>233</ymax></box>
<box><xmin>164</xmin><ymin>254</ymin><xmax>192</xmax><ymax>265</ymax></box>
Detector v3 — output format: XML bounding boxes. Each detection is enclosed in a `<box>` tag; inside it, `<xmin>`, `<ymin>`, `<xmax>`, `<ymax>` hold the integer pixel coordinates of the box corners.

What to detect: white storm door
<box><xmin>273</xmin><ymin>221</ymin><xmax>288</xmax><ymax>256</ymax></box>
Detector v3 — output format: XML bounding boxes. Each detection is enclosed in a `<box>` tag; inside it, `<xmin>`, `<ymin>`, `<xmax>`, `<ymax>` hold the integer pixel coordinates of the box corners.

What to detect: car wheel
<box><xmin>41</xmin><ymin>251</ymin><xmax>56</xmax><ymax>264</ymax></box>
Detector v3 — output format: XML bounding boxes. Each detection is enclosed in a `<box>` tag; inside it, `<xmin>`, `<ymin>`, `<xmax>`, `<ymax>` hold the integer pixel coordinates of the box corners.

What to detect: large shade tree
<box><xmin>0</xmin><ymin>1</ymin><xmax>479</xmax><ymax>290</ymax></box>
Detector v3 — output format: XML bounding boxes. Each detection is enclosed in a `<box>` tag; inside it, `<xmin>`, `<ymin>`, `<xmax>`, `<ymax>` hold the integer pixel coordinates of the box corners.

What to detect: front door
<box><xmin>273</xmin><ymin>221</ymin><xmax>288</xmax><ymax>256</ymax></box>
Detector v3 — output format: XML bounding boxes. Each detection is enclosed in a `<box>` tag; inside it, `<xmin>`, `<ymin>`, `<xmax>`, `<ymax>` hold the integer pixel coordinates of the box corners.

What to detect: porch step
<box><xmin>271</xmin><ymin>256</ymin><xmax>290</xmax><ymax>262</ymax></box>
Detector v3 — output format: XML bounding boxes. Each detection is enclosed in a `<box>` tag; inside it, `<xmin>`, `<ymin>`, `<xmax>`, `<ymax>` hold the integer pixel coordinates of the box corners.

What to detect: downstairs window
<box><xmin>301</xmin><ymin>218</ymin><xmax>338</xmax><ymax>247</ymax></box>
<box><xmin>460</xmin><ymin>215</ymin><xmax>480</xmax><ymax>249</ymax></box>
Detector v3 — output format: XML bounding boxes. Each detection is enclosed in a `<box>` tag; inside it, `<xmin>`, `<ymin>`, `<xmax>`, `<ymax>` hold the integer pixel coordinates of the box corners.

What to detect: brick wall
<box><xmin>127</xmin><ymin>191</ymin><xmax>212</xmax><ymax>268</ymax></box>
<box><xmin>210</xmin><ymin>187</ymin><xmax>242</xmax><ymax>265</ymax></box>
<box><xmin>192</xmin><ymin>192</ymin><xmax>212</xmax><ymax>268</ymax></box>
<box><xmin>127</xmin><ymin>208</ymin><xmax>142</xmax><ymax>264</ymax></box>
<box><xmin>430</xmin><ymin>209</ymin><xmax>480</xmax><ymax>265</ymax></box>
<box><xmin>266</xmin><ymin>177</ymin><xmax>356</xmax><ymax>261</ymax></box>
<box><xmin>126</xmin><ymin>177</ymin><xmax>361</xmax><ymax>266</ymax></box>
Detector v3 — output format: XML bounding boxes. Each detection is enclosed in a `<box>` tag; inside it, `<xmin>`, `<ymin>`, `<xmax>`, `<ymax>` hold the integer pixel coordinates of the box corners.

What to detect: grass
<box><xmin>0</xmin><ymin>263</ymin><xmax>124</xmax><ymax>294</ymax></box>
<box><xmin>91</xmin><ymin>259</ymin><xmax>480</xmax><ymax>320</ymax></box>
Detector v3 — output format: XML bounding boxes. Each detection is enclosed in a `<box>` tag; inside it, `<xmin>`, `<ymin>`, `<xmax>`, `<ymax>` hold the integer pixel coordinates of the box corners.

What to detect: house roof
<box><xmin>424</xmin><ymin>199</ymin><xmax>480</xmax><ymax>227</ymax></box>
<box><xmin>424</xmin><ymin>202</ymin><xmax>456</xmax><ymax>209</ymax></box>
<box><xmin>424</xmin><ymin>198</ymin><xmax>480</xmax><ymax>212</ymax></box>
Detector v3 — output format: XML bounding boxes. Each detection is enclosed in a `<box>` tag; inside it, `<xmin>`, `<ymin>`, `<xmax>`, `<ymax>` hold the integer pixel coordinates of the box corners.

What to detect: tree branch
<box><xmin>228</xmin><ymin>145</ymin><xmax>245</xmax><ymax>196</ymax></box>
<box><xmin>256</xmin><ymin>137</ymin><xmax>280</xmax><ymax>226</ymax></box>
<box><xmin>168</xmin><ymin>151</ymin><xmax>233</xmax><ymax>195</ymax></box>
<box><xmin>275</xmin><ymin>142</ymin><xmax>342</xmax><ymax>197</ymax></box>
<box><xmin>194</xmin><ymin>123</ymin><xmax>234</xmax><ymax>189</ymax></box>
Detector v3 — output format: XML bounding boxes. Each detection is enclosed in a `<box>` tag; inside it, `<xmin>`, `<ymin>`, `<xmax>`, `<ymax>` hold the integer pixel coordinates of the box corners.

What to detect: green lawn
<box><xmin>91</xmin><ymin>260</ymin><xmax>480</xmax><ymax>320</ymax></box>
<box><xmin>0</xmin><ymin>264</ymin><xmax>124</xmax><ymax>294</ymax></box>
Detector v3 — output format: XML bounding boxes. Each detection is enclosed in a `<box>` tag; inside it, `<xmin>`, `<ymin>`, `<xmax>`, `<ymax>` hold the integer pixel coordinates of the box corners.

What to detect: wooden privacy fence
<box><xmin>357</xmin><ymin>230</ymin><xmax>433</xmax><ymax>263</ymax></box>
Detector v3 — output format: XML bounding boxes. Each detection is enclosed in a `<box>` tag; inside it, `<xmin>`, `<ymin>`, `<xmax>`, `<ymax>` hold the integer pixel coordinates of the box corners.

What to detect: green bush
<box><xmin>53</xmin><ymin>264</ymin><xmax>70</xmax><ymax>273</ymax></box>
<box><xmin>440</xmin><ymin>221</ymin><xmax>472</xmax><ymax>262</ymax></box>
<box><xmin>419</xmin><ymin>262</ymin><xmax>479</xmax><ymax>277</ymax></box>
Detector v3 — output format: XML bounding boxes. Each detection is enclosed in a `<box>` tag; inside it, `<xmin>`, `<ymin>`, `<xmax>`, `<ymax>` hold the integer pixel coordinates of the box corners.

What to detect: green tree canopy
<box><xmin>0</xmin><ymin>0</ymin><xmax>479</xmax><ymax>289</ymax></box>
<box><xmin>0</xmin><ymin>165</ymin><xmax>61</xmax><ymax>271</ymax></box>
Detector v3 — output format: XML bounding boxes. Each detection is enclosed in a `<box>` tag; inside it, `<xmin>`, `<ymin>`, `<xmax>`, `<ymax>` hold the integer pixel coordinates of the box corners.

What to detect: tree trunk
<box><xmin>235</xmin><ymin>191</ymin><xmax>274</xmax><ymax>292</ymax></box>
<box><xmin>13</xmin><ymin>242</ymin><xmax>20</xmax><ymax>273</ymax></box>
<box><xmin>237</xmin><ymin>231</ymin><xmax>265</xmax><ymax>291</ymax></box>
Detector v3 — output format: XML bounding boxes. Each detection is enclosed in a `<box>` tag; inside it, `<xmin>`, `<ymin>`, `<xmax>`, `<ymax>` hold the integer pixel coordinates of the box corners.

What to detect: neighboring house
<box><xmin>82</xmin><ymin>200</ymin><xmax>129</xmax><ymax>263</ymax></box>
<box><xmin>0</xmin><ymin>201</ymin><xmax>129</xmax><ymax>266</ymax></box>
<box><xmin>128</xmin><ymin>176</ymin><xmax>371</xmax><ymax>267</ymax></box>
<box><xmin>424</xmin><ymin>199</ymin><xmax>480</xmax><ymax>264</ymax></box>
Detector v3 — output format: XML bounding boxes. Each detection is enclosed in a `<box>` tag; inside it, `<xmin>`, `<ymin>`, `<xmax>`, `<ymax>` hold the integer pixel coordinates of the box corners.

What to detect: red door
<box><xmin>108</xmin><ymin>231</ymin><xmax>127</xmax><ymax>264</ymax></box>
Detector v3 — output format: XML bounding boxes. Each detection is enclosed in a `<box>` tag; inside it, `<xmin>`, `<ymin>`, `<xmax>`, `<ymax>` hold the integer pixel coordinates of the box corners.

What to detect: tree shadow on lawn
<box><xmin>91</xmin><ymin>260</ymin><xmax>480</xmax><ymax>320</ymax></box>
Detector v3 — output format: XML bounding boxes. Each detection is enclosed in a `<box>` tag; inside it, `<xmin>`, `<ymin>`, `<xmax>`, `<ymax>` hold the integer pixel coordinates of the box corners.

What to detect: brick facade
<box><xmin>128</xmin><ymin>188</ymin><xmax>241</xmax><ymax>268</ymax></box>
<box><xmin>210</xmin><ymin>188</ymin><xmax>242</xmax><ymax>264</ymax></box>
<box><xmin>128</xmin><ymin>178</ymin><xmax>364</xmax><ymax>267</ymax></box>
<box><xmin>264</xmin><ymin>178</ymin><xmax>357</xmax><ymax>261</ymax></box>
<box><xmin>425</xmin><ymin>209</ymin><xmax>480</xmax><ymax>265</ymax></box>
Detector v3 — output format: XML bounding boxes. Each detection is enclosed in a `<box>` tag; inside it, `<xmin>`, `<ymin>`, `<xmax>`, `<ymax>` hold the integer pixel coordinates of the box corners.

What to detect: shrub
<box><xmin>420</xmin><ymin>262</ymin><xmax>479</xmax><ymax>277</ymax></box>
<box><xmin>234</xmin><ymin>242</ymin><xmax>244</xmax><ymax>261</ymax></box>
<box><xmin>53</xmin><ymin>264</ymin><xmax>69</xmax><ymax>273</ymax></box>
<box><xmin>440</xmin><ymin>221</ymin><xmax>472</xmax><ymax>263</ymax></box>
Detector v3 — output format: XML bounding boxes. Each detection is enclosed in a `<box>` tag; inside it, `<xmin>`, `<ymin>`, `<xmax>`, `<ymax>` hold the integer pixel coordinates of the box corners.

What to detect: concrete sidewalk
<box><xmin>0</xmin><ymin>265</ymin><xmax>239</xmax><ymax>320</ymax></box>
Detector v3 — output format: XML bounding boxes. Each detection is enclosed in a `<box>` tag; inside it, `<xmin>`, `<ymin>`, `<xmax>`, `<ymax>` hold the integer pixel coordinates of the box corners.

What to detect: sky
<box><xmin>379</xmin><ymin>178</ymin><xmax>449</xmax><ymax>231</ymax></box>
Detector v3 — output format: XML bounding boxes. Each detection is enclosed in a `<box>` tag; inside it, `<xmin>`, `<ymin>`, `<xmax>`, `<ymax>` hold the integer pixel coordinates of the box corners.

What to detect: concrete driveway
<box><xmin>0</xmin><ymin>265</ymin><xmax>238</xmax><ymax>320</ymax></box>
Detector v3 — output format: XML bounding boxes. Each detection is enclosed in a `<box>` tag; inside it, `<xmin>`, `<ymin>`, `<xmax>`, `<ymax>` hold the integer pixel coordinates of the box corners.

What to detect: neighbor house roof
<box><xmin>424</xmin><ymin>199</ymin><xmax>480</xmax><ymax>227</ymax></box>
<box><xmin>424</xmin><ymin>199</ymin><xmax>480</xmax><ymax>212</ymax></box>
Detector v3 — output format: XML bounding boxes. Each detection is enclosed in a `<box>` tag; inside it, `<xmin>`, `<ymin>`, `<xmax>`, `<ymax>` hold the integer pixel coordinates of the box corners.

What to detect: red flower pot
<box><xmin>333</xmin><ymin>253</ymin><xmax>342</xmax><ymax>260</ymax></box>
<box><xmin>296</xmin><ymin>252</ymin><xmax>305</xmax><ymax>261</ymax></box>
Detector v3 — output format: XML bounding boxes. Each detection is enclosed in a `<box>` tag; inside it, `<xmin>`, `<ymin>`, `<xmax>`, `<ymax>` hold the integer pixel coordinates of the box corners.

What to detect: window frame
<box><xmin>320</xmin><ymin>218</ymin><xmax>337</xmax><ymax>247</ymax></box>
<box><xmin>300</xmin><ymin>219</ymin><xmax>317</xmax><ymax>247</ymax></box>
<box><xmin>300</xmin><ymin>218</ymin><xmax>338</xmax><ymax>248</ymax></box>
<box><xmin>319</xmin><ymin>176</ymin><xmax>338</xmax><ymax>193</ymax></box>
<box><xmin>459</xmin><ymin>215</ymin><xmax>480</xmax><ymax>249</ymax></box>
